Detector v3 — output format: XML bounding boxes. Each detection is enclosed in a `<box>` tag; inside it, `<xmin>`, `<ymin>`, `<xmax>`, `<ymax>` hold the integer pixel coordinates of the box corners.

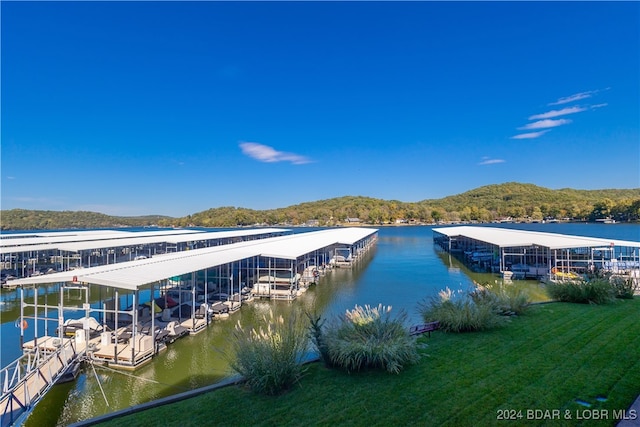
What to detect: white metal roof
<box><xmin>256</xmin><ymin>227</ymin><xmax>378</xmax><ymax>259</ymax></box>
<box><xmin>9</xmin><ymin>228</ymin><xmax>378</xmax><ymax>291</ymax></box>
<box><xmin>0</xmin><ymin>230</ymin><xmax>130</xmax><ymax>248</ymax></box>
<box><xmin>53</xmin><ymin>228</ymin><xmax>289</xmax><ymax>252</ymax></box>
<box><xmin>161</xmin><ymin>228</ymin><xmax>289</xmax><ymax>244</ymax></box>
<box><xmin>0</xmin><ymin>229</ymin><xmax>128</xmax><ymax>239</ymax></box>
<box><xmin>0</xmin><ymin>228</ymin><xmax>289</xmax><ymax>254</ymax></box>
<box><xmin>433</xmin><ymin>226</ymin><xmax>640</xmax><ymax>250</ymax></box>
<box><xmin>0</xmin><ymin>229</ymin><xmax>202</xmax><ymax>252</ymax></box>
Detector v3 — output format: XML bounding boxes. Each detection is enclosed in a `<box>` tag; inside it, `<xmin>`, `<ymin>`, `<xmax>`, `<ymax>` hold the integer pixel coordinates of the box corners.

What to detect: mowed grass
<box><xmin>99</xmin><ymin>299</ymin><xmax>640</xmax><ymax>427</ymax></box>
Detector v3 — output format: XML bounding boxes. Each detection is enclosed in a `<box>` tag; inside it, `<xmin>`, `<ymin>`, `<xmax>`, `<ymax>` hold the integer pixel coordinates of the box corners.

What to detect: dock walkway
<box><xmin>1</xmin><ymin>337</ymin><xmax>82</xmax><ymax>427</ymax></box>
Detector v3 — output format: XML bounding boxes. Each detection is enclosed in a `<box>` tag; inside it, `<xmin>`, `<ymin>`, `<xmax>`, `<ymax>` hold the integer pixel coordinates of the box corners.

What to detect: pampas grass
<box><xmin>418</xmin><ymin>287</ymin><xmax>504</xmax><ymax>332</ymax></box>
<box><xmin>471</xmin><ymin>282</ymin><xmax>531</xmax><ymax>315</ymax></box>
<box><xmin>545</xmin><ymin>278</ymin><xmax>615</xmax><ymax>304</ymax></box>
<box><xmin>228</xmin><ymin>309</ymin><xmax>308</xmax><ymax>395</ymax></box>
<box><xmin>318</xmin><ymin>304</ymin><xmax>418</xmax><ymax>374</ymax></box>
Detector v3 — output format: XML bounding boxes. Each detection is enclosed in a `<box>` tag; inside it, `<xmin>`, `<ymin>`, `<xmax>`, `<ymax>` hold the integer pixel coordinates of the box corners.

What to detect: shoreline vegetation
<box><xmin>89</xmin><ymin>299</ymin><xmax>640</xmax><ymax>427</ymax></box>
<box><xmin>2</xmin><ymin>182</ymin><xmax>640</xmax><ymax>230</ymax></box>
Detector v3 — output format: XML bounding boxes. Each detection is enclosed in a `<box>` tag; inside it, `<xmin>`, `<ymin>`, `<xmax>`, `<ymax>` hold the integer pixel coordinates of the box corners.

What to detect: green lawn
<box><xmin>98</xmin><ymin>299</ymin><xmax>640</xmax><ymax>427</ymax></box>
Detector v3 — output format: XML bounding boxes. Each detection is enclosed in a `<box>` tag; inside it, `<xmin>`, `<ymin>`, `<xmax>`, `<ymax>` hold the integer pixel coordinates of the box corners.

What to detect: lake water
<box><xmin>1</xmin><ymin>223</ymin><xmax>638</xmax><ymax>426</ymax></box>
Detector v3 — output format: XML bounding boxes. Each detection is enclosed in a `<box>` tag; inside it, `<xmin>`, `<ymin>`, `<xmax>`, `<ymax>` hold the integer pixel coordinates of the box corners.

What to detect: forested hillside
<box><xmin>2</xmin><ymin>183</ymin><xmax>639</xmax><ymax>230</ymax></box>
<box><xmin>0</xmin><ymin>210</ymin><xmax>170</xmax><ymax>231</ymax></box>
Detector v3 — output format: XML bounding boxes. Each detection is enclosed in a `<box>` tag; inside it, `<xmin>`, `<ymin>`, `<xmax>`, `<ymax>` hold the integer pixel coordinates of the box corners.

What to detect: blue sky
<box><xmin>2</xmin><ymin>2</ymin><xmax>639</xmax><ymax>217</ymax></box>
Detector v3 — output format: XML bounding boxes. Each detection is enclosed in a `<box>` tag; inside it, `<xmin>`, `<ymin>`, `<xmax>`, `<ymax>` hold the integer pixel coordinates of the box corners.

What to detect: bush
<box><xmin>545</xmin><ymin>279</ymin><xmax>615</xmax><ymax>304</ymax></box>
<box><xmin>471</xmin><ymin>282</ymin><xmax>531</xmax><ymax>316</ymax></box>
<box><xmin>610</xmin><ymin>276</ymin><xmax>638</xmax><ymax>299</ymax></box>
<box><xmin>307</xmin><ymin>311</ymin><xmax>333</xmax><ymax>367</ymax></box>
<box><xmin>316</xmin><ymin>304</ymin><xmax>418</xmax><ymax>374</ymax></box>
<box><xmin>227</xmin><ymin>309</ymin><xmax>308</xmax><ymax>395</ymax></box>
<box><xmin>418</xmin><ymin>288</ymin><xmax>504</xmax><ymax>333</ymax></box>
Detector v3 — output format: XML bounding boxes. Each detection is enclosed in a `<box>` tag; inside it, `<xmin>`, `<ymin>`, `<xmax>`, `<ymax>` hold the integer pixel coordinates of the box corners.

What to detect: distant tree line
<box><xmin>2</xmin><ymin>183</ymin><xmax>639</xmax><ymax>230</ymax></box>
<box><xmin>0</xmin><ymin>210</ymin><xmax>170</xmax><ymax>231</ymax></box>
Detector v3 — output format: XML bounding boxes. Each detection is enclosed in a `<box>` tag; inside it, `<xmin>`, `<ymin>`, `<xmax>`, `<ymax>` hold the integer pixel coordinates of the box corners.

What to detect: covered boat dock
<box><xmin>4</xmin><ymin>227</ymin><xmax>378</xmax><ymax>367</ymax></box>
<box><xmin>433</xmin><ymin>226</ymin><xmax>640</xmax><ymax>282</ymax></box>
<box><xmin>1</xmin><ymin>228</ymin><xmax>289</xmax><ymax>282</ymax></box>
<box><xmin>1</xmin><ymin>227</ymin><xmax>378</xmax><ymax>425</ymax></box>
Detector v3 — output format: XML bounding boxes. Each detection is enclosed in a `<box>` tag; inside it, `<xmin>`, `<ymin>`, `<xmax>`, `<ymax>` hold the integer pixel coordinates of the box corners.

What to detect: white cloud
<box><xmin>510</xmin><ymin>130</ymin><xmax>551</xmax><ymax>140</ymax></box>
<box><xmin>478</xmin><ymin>158</ymin><xmax>505</xmax><ymax>165</ymax></box>
<box><xmin>548</xmin><ymin>88</ymin><xmax>610</xmax><ymax>106</ymax></box>
<box><xmin>529</xmin><ymin>106</ymin><xmax>587</xmax><ymax>120</ymax></box>
<box><xmin>240</xmin><ymin>142</ymin><xmax>312</xmax><ymax>165</ymax></box>
<box><xmin>548</xmin><ymin>91</ymin><xmax>595</xmax><ymax>105</ymax></box>
<box><xmin>590</xmin><ymin>103</ymin><xmax>608</xmax><ymax>109</ymax></box>
<box><xmin>518</xmin><ymin>118</ymin><xmax>572</xmax><ymax>130</ymax></box>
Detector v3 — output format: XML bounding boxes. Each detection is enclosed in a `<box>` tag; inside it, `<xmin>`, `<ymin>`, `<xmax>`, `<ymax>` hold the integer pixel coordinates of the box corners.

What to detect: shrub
<box><xmin>307</xmin><ymin>311</ymin><xmax>333</xmax><ymax>367</ymax></box>
<box><xmin>545</xmin><ymin>279</ymin><xmax>615</xmax><ymax>304</ymax></box>
<box><xmin>317</xmin><ymin>304</ymin><xmax>418</xmax><ymax>374</ymax></box>
<box><xmin>610</xmin><ymin>276</ymin><xmax>638</xmax><ymax>299</ymax></box>
<box><xmin>418</xmin><ymin>288</ymin><xmax>504</xmax><ymax>332</ymax></box>
<box><xmin>227</xmin><ymin>309</ymin><xmax>308</xmax><ymax>395</ymax></box>
<box><xmin>471</xmin><ymin>282</ymin><xmax>531</xmax><ymax>315</ymax></box>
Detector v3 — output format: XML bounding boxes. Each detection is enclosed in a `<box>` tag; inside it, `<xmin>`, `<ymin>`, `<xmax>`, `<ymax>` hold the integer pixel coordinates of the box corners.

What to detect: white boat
<box><xmin>595</xmin><ymin>218</ymin><xmax>616</xmax><ymax>224</ymax></box>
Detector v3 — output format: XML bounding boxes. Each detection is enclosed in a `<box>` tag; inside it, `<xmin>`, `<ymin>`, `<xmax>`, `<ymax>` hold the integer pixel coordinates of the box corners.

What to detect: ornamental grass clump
<box><xmin>545</xmin><ymin>278</ymin><xmax>615</xmax><ymax>304</ymax></box>
<box><xmin>228</xmin><ymin>309</ymin><xmax>308</xmax><ymax>395</ymax></box>
<box><xmin>418</xmin><ymin>287</ymin><xmax>504</xmax><ymax>333</ymax></box>
<box><xmin>471</xmin><ymin>282</ymin><xmax>531</xmax><ymax>315</ymax></box>
<box><xmin>319</xmin><ymin>304</ymin><xmax>418</xmax><ymax>374</ymax></box>
<box><xmin>610</xmin><ymin>276</ymin><xmax>638</xmax><ymax>299</ymax></box>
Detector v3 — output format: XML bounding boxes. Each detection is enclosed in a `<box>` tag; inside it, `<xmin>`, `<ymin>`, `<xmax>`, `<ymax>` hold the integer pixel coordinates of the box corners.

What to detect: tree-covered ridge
<box><xmin>1</xmin><ymin>183</ymin><xmax>639</xmax><ymax>230</ymax></box>
<box><xmin>420</xmin><ymin>182</ymin><xmax>640</xmax><ymax>223</ymax></box>
<box><xmin>0</xmin><ymin>209</ymin><xmax>171</xmax><ymax>230</ymax></box>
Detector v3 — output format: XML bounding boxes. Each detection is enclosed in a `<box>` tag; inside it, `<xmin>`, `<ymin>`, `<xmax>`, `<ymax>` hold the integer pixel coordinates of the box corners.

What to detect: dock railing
<box><xmin>1</xmin><ymin>338</ymin><xmax>80</xmax><ymax>427</ymax></box>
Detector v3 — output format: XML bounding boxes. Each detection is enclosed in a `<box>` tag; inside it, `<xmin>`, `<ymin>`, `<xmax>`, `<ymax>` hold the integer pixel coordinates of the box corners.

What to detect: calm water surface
<box><xmin>1</xmin><ymin>223</ymin><xmax>637</xmax><ymax>426</ymax></box>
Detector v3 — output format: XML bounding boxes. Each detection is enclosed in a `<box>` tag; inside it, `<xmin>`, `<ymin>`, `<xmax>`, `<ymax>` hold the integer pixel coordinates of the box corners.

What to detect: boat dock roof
<box><xmin>433</xmin><ymin>226</ymin><xmax>640</xmax><ymax>250</ymax></box>
<box><xmin>8</xmin><ymin>227</ymin><xmax>378</xmax><ymax>291</ymax></box>
<box><xmin>0</xmin><ymin>228</ymin><xmax>288</xmax><ymax>254</ymax></box>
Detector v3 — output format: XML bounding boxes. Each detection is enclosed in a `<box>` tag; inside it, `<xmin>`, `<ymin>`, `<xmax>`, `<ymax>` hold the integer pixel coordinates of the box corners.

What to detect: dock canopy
<box><xmin>0</xmin><ymin>228</ymin><xmax>288</xmax><ymax>254</ymax></box>
<box><xmin>8</xmin><ymin>227</ymin><xmax>378</xmax><ymax>291</ymax></box>
<box><xmin>433</xmin><ymin>226</ymin><xmax>640</xmax><ymax>280</ymax></box>
<box><xmin>433</xmin><ymin>226</ymin><xmax>640</xmax><ymax>250</ymax></box>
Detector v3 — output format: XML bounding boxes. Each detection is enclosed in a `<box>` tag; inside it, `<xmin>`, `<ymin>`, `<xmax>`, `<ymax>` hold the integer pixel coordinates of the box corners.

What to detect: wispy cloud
<box><xmin>548</xmin><ymin>91</ymin><xmax>595</xmax><ymax>105</ymax></box>
<box><xmin>478</xmin><ymin>157</ymin><xmax>505</xmax><ymax>165</ymax></box>
<box><xmin>510</xmin><ymin>130</ymin><xmax>551</xmax><ymax>140</ymax></box>
<box><xmin>548</xmin><ymin>88</ymin><xmax>610</xmax><ymax>106</ymax></box>
<box><xmin>518</xmin><ymin>118</ymin><xmax>572</xmax><ymax>130</ymax></box>
<box><xmin>240</xmin><ymin>142</ymin><xmax>312</xmax><ymax>165</ymax></box>
<box><xmin>511</xmin><ymin>88</ymin><xmax>608</xmax><ymax>140</ymax></box>
<box><xmin>529</xmin><ymin>106</ymin><xmax>587</xmax><ymax>120</ymax></box>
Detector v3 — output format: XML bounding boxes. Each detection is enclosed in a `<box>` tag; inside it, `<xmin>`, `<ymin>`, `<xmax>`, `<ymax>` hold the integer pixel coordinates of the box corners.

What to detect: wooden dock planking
<box><xmin>1</xmin><ymin>337</ymin><xmax>80</xmax><ymax>426</ymax></box>
<box><xmin>91</xmin><ymin>335</ymin><xmax>154</xmax><ymax>369</ymax></box>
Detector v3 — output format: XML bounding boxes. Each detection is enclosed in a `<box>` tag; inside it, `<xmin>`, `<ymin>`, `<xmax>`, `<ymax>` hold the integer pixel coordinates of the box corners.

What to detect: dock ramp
<box><xmin>1</xmin><ymin>337</ymin><xmax>82</xmax><ymax>427</ymax></box>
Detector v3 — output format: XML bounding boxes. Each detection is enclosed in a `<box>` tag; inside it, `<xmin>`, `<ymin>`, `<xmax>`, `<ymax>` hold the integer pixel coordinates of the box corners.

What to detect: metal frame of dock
<box><xmin>1</xmin><ymin>227</ymin><xmax>378</xmax><ymax>426</ymax></box>
<box><xmin>433</xmin><ymin>226</ymin><xmax>640</xmax><ymax>282</ymax></box>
